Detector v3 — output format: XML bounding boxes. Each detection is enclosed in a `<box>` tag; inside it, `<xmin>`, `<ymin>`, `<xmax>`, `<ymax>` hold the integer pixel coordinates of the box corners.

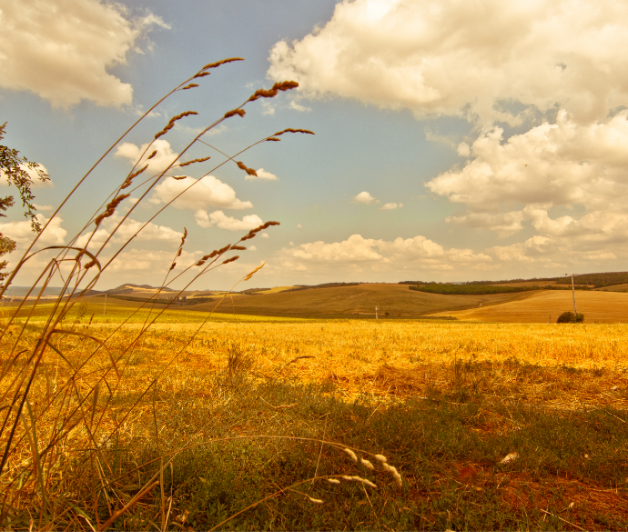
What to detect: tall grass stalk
<box><xmin>0</xmin><ymin>60</ymin><xmax>392</xmax><ymax>530</ymax></box>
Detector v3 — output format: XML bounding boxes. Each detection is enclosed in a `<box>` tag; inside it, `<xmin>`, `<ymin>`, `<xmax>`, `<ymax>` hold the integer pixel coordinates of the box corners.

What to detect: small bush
<box><xmin>557</xmin><ymin>311</ymin><xmax>585</xmax><ymax>323</ymax></box>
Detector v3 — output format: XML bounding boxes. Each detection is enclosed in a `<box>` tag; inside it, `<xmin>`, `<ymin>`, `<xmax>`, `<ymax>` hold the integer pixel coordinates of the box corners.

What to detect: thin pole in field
<box><xmin>104</xmin><ymin>293</ymin><xmax>107</xmax><ymax>317</ymax></box>
<box><xmin>571</xmin><ymin>273</ymin><xmax>577</xmax><ymax>316</ymax></box>
<box><xmin>375</xmin><ymin>306</ymin><xmax>379</xmax><ymax>320</ymax></box>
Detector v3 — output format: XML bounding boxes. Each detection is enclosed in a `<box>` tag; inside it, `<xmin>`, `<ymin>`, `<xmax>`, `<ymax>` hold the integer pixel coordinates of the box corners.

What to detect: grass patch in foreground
<box><xmin>7</xmin><ymin>375</ymin><xmax>626</xmax><ymax>531</ymax></box>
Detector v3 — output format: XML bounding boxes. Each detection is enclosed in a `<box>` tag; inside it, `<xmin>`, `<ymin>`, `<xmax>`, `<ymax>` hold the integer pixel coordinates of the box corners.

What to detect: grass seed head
<box><xmin>243</xmin><ymin>261</ymin><xmax>265</xmax><ymax>281</ymax></box>
<box><xmin>351</xmin><ymin>476</ymin><xmax>377</xmax><ymax>489</ymax></box>
<box><xmin>344</xmin><ymin>448</ymin><xmax>358</xmax><ymax>462</ymax></box>
<box><xmin>179</xmin><ymin>156</ymin><xmax>211</xmax><ymax>168</ymax></box>
<box><xmin>201</xmin><ymin>57</ymin><xmax>244</xmax><ymax>71</ymax></box>
<box><xmin>360</xmin><ymin>458</ymin><xmax>375</xmax><ymax>470</ymax></box>
<box><xmin>374</xmin><ymin>454</ymin><xmax>388</xmax><ymax>463</ymax></box>
<box><xmin>224</xmin><ymin>109</ymin><xmax>246</xmax><ymax>119</ymax></box>
<box><xmin>273</xmin><ymin>128</ymin><xmax>315</xmax><ymax>136</ymax></box>
<box><xmin>327</xmin><ymin>478</ymin><xmax>341</xmax><ymax>484</ymax></box>
<box><xmin>236</xmin><ymin>161</ymin><xmax>257</xmax><ymax>177</ymax></box>
<box><xmin>94</xmin><ymin>194</ymin><xmax>130</xmax><ymax>226</ymax></box>
<box><xmin>307</xmin><ymin>496</ymin><xmax>324</xmax><ymax>504</ymax></box>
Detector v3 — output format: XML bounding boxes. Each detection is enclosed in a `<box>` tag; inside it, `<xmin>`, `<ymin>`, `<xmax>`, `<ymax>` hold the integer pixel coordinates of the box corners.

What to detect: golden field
<box><xmin>6</xmin><ymin>313</ymin><xmax>626</xmax><ymax>409</ymax></box>
<box><xmin>3</xmin><ymin>304</ymin><xmax>628</xmax><ymax>530</ymax></box>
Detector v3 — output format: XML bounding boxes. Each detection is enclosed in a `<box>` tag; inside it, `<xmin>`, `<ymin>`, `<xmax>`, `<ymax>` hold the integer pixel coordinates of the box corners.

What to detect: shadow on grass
<box><xmin>98</xmin><ymin>374</ymin><xmax>628</xmax><ymax>532</ymax></box>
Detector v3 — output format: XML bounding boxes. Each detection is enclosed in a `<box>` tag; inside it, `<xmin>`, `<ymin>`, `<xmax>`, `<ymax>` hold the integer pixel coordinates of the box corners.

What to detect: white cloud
<box><xmin>106</xmin><ymin>248</ymin><xmax>201</xmax><ymax>273</ymax></box>
<box><xmin>268</xmin><ymin>0</ymin><xmax>628</xmax><ymax>124</ymax></box>
<box><xmin>115</xmin><ymin>139</ymin><xmax>180</xmax><ymax>176</ymax></box>
<box><xmin>262</xmin><ymin>101</ymin><xmax>276</xmax><ymax>115</ymax></box>
<box><xmin>381</xmin><ymin>202</ymin><xmax>402</xmax><ymax>210</ymax></box>
<box><xmin>0</xmin><ymin>214</ymin><xmax>66</xmax><ymax>246</ymax></box>
<box><xmin>33</xmin><ymin>204</ymin><xmax>54</xmax><ymax>212</ymax></box>
<box><xmin>246</xmin><ymin>168</ymin><xmax>279</xmax><ymax>181</ymax></box>
<box><xmin>151</xmin><ymin>176</ymin><xmax>252</xmax><ymax>211</ymax></box>
<box><xmin>297</xmin><ymin>224</ymin><xmax>303</xmax><ymax>229</ymax></box>
<box><xmin>289</xmin><ymin>100</ymin><xmax>312</xmax><ymax>112</ymax></box>
<box><xmin>353</xmin><ymin>191</ymin><xmax>379</xmax><ymax>204</ymax></box>
<box><xmin>261</xmin><ymin>233</ymin><xmax>270</xmax><ymax>239</ymax></box>
<box><xmin>0</xmin><ymin>0</ymin><xmax>168</xmax><ymax>108</ymax></box>
<box><xmin>278</xmin><ymin>233</ymin><xmax>492</xmax><ymax>272</ymax></box>
<box><xmin>446</xmin><ymin>211</ymin><xmax>527</xmax><ymax>237</ymax></box>
<box><xmin>427</xmin><ymin>111</ymin><xmax>628</xmax><ymax>212</ymax></box>
<box><xmin>76</xmin><ymin>214</ymin><xmax>184</xmax><ymax>249</ymax></box>
<box><xmin>457</xmin><ymin>143</ymin><xmax>471</xmax><ymax>157</ymax></box>
<box><xmin>194</xmin><ymin>210</ymin><xmax>263</xmax><ymax>231</ymax></box>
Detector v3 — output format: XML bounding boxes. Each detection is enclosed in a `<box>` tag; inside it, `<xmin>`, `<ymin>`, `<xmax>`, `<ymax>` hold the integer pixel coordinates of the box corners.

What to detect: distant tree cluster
<box><xmin>410</xmin><ymin>283</ymin><xmax>575</xmax><ymax>295</ymax></box>
<box><xmin>555</xmin><ymin>272</ymin><xmax>628</xmax><ymax>288</ymax></box>
<box><xmin>556</xmin><ymin>312</ymin><xmax>585</xmax><ymax>323</ymax></box>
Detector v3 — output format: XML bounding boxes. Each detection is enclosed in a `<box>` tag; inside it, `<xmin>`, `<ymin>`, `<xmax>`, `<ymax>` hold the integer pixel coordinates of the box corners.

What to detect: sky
<box><xmin>2</xmin><ymin>0</ymin><xmax>628</xmax><ymax>290</ymax></box>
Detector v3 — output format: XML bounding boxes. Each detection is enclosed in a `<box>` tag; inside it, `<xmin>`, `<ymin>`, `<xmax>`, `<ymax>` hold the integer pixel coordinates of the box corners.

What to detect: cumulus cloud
<box><xmin>246</xmin><ymin>168</ymin><xmax>278</xmax><ymax>181</ymax></box>
<box><xmin>115</xmin><ymin>140</ymin><xmax>181</xmax><ymax>175</ymax></box>
<box><xmin>289</xmin><ymin>100</ymin><xmax>312</xmax><ymax>112</ymax></box>
<box><xmin>75</xmin><ymin>214</ymin><xmax>184</xmax><ymax>249</ymax></box>
<box><xmin>0</xmin><ymin>214</ymin><xmax>67</xmax><ymax>247</ymax></box>
<box><xmin>106</xmin><ymin>248</ymin><xmax>201</xmax><ymax>273</ymax></box>
<box><xmin>278</xmin><ymin>233</ymin><xmax>492</xmax><ymax>272</ymax></box>
<box><xmin>0</xmin><ymin>0</ymin><xmax>168</xmax><ymax>108</ymax></box>
<box><xmin>151</xmin><ymin>176</ymin><xmax>252</xmax><ymax>211</ymax></box>
<box><xmin>381</xmin><ymin>202</ymin><xmax>402</xmax><ymax>210</ymax></box>
<box><xmin>353</xmin><ymin>191</ymin><xmax>379</xmax><ymax>204</ymax></box>
<box><xmin>427</xmin><ymin>111</ymin><xmax>628</xmax><ymax>212</ymax></box>
<box><xmin>427</xmin><ymin>109</ymin><xmax>628</xmax><ymax>262</ymax></box>
<box><xmin>268</xmin><ymin>0</ymin><xmax>628</xmax><ymax>124</ymax></box>
<box><xmin>194</xmin><ymin>210</ymin><xmax>263</xmax><ymax>231</ymax></box>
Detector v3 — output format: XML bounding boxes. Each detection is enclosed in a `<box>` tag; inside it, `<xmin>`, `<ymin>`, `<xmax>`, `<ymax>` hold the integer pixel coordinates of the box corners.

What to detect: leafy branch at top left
<box><xmin>0</xmin><ymin>122</ymin><xmax>50</xmax><ymax>280</ymax></box>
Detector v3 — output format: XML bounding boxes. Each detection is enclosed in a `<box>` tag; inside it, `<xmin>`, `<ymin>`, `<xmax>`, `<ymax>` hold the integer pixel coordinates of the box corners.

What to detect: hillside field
<box><xmin>433</xmin><ymin>290</ymin><xmax>628</xmax><ymax>323</ymax></box>
<box><xmin>181</xmin><ymin>283</ymin><xmax>534</xmax><ymax>319</ymax></box>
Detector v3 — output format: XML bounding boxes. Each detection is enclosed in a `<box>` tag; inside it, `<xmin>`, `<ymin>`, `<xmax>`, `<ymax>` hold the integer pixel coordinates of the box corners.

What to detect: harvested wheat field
<box><xmin>432</xmin><ymin>289</ymin><xmax>628</xmax><ymax>323</ymax></box>
<box><xmin>3</xmin><ymin>313</ymin><xmax>628</xmax><ymax>530</ymax></box>
<box><xmin>13</xmin><ymin>318</ymin><xmax>624</xmax><ymax>409</ymax></box>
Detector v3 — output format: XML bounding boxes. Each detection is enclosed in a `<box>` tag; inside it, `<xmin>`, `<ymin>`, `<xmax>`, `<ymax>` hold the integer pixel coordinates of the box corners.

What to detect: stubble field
<box><xmin>2</xmin><ymin>303</ymin><xmax>628</xmax><ymax>530</ymax></box>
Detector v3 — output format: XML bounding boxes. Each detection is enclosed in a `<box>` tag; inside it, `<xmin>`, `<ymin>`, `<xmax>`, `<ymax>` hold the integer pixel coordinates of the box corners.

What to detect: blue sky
<box><xmin>2</xmin><ymin>0</ymin><xmax>628</xmax><ymax>290</ymax></box>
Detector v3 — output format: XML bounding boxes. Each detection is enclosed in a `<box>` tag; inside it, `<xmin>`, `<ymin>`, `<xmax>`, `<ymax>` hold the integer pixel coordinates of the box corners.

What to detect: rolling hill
<box><xmin>182</xmin><ymin>283</ymin><xmax>534</xmax><ymax>319</ymax></box>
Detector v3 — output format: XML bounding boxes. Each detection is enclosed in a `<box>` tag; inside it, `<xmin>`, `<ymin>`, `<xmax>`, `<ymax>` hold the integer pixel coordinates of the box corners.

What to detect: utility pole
<box><xmin>571</xmin><ymin>273</ymin><xmax>578</xmax><ymax>316</ymax></box>
<box><xmin>375</xmin><ymin>306</ymin><xmax>379</xmax><ymax>320</ymax></box>
<box><xmin>103</xmin><ymin>293</ymin><xmax>107</xmax><ymax>317</ymax></box>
